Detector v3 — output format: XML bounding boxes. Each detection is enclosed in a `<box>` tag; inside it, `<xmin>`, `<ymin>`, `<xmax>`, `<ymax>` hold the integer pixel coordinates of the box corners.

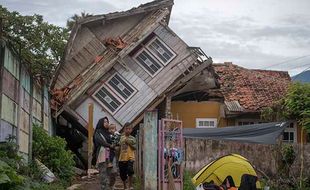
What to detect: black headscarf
<box><xmin>92</xmin><ymin>117</ymin><xmax>112</xmax><ymax>165</ymax></box>
<box><xmin>94</xmin><ymin>117</ymin><xmax>112</xmax><ymax>144</ymax></box>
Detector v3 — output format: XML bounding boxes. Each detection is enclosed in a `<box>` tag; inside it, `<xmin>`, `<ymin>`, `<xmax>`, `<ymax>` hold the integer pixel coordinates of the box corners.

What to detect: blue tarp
<box><xmin>183</xmin><ymin>122</ymin><xmax>288</xmax><ymax>144</ymax></box>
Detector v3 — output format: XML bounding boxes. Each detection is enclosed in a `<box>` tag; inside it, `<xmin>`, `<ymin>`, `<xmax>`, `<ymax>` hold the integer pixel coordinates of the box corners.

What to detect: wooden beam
<box><xmin>87</xmin><ymin>103</ymin><xmax>94</xmax><ymax>176</ymax></box>
<box><xmin>167</xmin><ymin>58</ymin><xmax>213</xmax><ymax>94</ymax></box>
<box><xmin>63</xmin><ymin>105</ymin><xmax>88</xmax><ymax>127</ymax></box>
<box><xmin>117</xmin><ymin>57</ymin><xmax>130</xmax><ymax>71</ymax></box>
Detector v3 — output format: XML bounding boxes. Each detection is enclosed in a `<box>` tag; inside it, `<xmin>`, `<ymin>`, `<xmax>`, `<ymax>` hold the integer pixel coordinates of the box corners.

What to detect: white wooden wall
<box><xmin>111</xmin><ymin>25</ymin><xmax>195</xmax><ymax>125</ymax></box>
<box><xmin>75</xmin><ymin>97</ymin><xmax>122</xmax><ymax>130</ymax></box>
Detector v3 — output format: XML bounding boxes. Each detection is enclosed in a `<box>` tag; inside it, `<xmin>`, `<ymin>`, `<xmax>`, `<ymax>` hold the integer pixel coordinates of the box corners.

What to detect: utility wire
<box><xmin>261</xmin><ymin>54</ymin><xmax>310</xmax><ymax>69</ymax></box>
<box><xmin>286</xmin><ymin>62</ymin><xmax>310</xmax><ymax>70</ymax></box>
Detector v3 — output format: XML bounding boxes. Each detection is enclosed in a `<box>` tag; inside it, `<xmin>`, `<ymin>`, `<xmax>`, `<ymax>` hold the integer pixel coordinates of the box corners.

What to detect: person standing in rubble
<box><xmin>92</xmin><ymin>117</ymin><xmax>116</xmax><ymax>190</ymax></box>
<box><xmin>118</xmin><ymin>123</ymin><xmax>136</xmax><ymax>190</ymax></box>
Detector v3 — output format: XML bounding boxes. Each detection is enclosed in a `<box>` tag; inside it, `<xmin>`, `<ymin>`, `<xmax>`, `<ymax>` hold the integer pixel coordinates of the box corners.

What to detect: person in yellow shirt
<box><xmin>118</xmin><ymin>123</ymin><xmax>136</xmax><ymax>190</ymax></box>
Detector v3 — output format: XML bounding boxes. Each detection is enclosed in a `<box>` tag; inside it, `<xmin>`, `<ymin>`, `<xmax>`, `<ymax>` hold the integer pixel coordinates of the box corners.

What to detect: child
<box><xmin>107</xmin><ymin>124</ymin><xmax>120</xmax><ymax>168</ymax></box>
<box><xmin>118</xmin><ymin>123</ymin><xmax>136</xmax><ymax>190</ymax></box>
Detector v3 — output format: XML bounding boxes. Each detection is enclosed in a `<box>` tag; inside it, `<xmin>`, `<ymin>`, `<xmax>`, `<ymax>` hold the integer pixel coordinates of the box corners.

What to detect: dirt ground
<box><xmin>69</xmin><ymin>174</ymin><xmax>125</xmax><ymax>190</ymax></box>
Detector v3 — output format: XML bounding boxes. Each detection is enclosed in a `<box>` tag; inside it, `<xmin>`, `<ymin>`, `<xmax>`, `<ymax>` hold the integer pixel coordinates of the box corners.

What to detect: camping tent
<box><xmin>192</xmin><ymin>154</ymin><xmax>261</xmax><ymax>188</ymax></box>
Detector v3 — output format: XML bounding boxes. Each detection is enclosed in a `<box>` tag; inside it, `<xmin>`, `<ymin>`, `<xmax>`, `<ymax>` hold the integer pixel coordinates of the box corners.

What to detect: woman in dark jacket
<box><xmin>92</xmin><ymin>117</ymin><xmax>115</xmax><ymax>190</ymax></box>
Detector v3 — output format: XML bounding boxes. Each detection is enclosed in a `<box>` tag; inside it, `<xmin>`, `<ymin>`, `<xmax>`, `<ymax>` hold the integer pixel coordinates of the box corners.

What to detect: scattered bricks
<box><xmin>103</xmin><ymin>37</ymin><xmax>127</xmax><ymax>50</ymax></box>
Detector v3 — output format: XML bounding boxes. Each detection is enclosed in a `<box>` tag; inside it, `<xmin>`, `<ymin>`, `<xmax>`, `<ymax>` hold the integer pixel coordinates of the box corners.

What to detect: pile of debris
<box><xmin>50</xmin><ymin>76</ymin><xmax>83</xmax><ymax>110</ymax></box>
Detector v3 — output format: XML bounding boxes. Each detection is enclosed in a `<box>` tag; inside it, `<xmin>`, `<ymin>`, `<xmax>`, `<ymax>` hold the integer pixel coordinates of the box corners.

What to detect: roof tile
<box><xmin>213</xmin><ymin>63</ymin><xmax>291</xmax><ymax>112</ymax></box>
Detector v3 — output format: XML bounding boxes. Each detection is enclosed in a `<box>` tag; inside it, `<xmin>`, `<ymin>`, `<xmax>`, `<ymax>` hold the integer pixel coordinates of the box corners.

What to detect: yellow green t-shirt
<box><xmin>119</xmin><ymin>135</ymin><xmax>136</xmax><ymax>162</ymax></box>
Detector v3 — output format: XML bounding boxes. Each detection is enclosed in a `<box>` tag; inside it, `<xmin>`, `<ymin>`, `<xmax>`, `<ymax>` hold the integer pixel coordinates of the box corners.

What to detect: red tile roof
<box><xmin>213</xmin><ymin>62</ymin><xmax>291</xmax><ymax>112</ymax></box>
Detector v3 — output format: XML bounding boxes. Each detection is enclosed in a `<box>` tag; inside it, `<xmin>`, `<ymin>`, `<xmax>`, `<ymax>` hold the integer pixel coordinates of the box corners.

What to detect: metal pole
<box><xmin>87</xmin><ymin>103</ymin><xmax>94</xmax><ymax>177</ymax></box>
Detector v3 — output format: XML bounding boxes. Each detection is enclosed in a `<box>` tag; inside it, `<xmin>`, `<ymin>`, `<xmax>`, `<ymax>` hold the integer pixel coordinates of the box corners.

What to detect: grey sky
<box><xmin>1</xmin><ymin>0</ymin><xmax>310</xmax><ymax>76</ymax></box>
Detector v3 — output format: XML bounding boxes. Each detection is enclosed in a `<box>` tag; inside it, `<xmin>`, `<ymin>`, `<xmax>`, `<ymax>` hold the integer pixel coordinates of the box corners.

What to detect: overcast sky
<box><xmin>1</xmin><ymin>0</ymin><xmax>310</xmax><ymax>76</ymax></box>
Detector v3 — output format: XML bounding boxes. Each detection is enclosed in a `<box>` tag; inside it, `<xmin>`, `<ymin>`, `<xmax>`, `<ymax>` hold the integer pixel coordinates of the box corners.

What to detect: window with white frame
<box><xmin>107</xmin><ymin>73</ymin><xmax>136</xmax><ymax>101</ymax></box>
<box><xmin>133</xmin><ymin>36</ymin><xmax>176</xmax><ymax>77</ymax></box>
<box><xmin>196</xmin><ymin>118</ymin><xmax>217</xmax><ymax>128</ymax></box>
<box><xmin>94</xmin><ymin>85</ymin><xmax>123</xmax><ymax>114</ymax></box>
<box><xmin>134</xmin><ymin>49</ymin><xmax>163</xmax><ymax>76</ymax></box>
<box><xmin>145</xmin><ymin>37</ymin><xmax>176</xmax><ymax>65</ymax></box>
<box><xmin>283</xmin><ymin>122</ymin><xmax>296</xmax><ymax>143</ymax></box>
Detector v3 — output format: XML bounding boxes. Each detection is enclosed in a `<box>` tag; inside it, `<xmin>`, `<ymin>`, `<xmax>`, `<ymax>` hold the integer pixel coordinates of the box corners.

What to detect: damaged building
<box><xmin>50</xmin><ymin>0</ymin><xmax>217</xmax><ymax>170</ymax></box>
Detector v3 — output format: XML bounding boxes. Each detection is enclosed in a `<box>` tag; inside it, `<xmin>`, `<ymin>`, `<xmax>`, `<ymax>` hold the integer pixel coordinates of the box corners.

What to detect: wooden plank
<box><xmin>114</xmin><ymin>83</ymin><xmax>153</xmax><ymax>119</ymax></box>
<box><xmin>119</xmin><ymin>88</ymin><xmax>157</xmax><ymax>124</ymax></box>
<box><xmin>129</xmin><ymin>95</ymin><xmax>166</xmax><ymax>131</ymax></box>
<box><xmin>143</xmin><ymin>110</ymin><xmax>158</xmax><ymax>190</ymax></box>
<box><xmin>69</xmin><ymin>26</ymin><xmax>96</xmax><ymax>58</ymax></box>
<box><xmin>94</xmin><ymin>13</ymin><xmax>145</xmax><ymax>39</ymax></box>
<box><xmin>125</xmin><ymin>56</ymin><xmax>152</xmax><ymax>83</ymax></box>
<box><xmin>87</xmin><ymin>103</ymin><xmax>94</xmax><ymax>174</ymax></box>
<box><xmin>119</xmin><ymin>9</ymin><xmax>170</xmax><ymax>58</ymax></box>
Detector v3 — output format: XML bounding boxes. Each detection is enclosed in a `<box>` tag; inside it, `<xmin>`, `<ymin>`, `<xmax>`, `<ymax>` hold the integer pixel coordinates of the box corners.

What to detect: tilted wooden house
<box><xmin>50</xmin><ymin>0</ymin><xmax>217</xmax><ymax>167</ymax></box>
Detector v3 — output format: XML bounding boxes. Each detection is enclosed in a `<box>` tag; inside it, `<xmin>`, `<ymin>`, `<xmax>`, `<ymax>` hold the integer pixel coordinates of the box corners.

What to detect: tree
<box><xmin>0</xmin><ymin>6</ymin><xmax>69</xmax><ymax>81</ymax></box>
<box><xmin>261</xmin><ymin>82</ymin><xmax>310</xmax><ymax>132</ymax></box>
<box><xmin>283</xmin><ymin>82</ymin><xmax>310</xmax><ymax>188</ymax></box>
<box><xmin>66</xmin><ymin>11</ymin><xmax>92</xmax><ymax>31</ymax></box>
<box><xmin>282</xmin><ymin>82</ymin><xmax>310</xmax><ymax>132</ymax></box>
<box><xmin>262</xmin><ymin>82</ymin><xmax>310</xmax><ymax>188</ymax></box>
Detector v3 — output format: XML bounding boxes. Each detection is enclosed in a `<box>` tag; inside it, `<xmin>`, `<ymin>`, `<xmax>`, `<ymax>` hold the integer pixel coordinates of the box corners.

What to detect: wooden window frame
<box><xmin>93</xmin><ymin>84</ymin><xmax>124</xmax><ymax>115</ymax></box>
<box><xmin>145</xmin><ymin>36</ymin><xmax>176</xmax><ymax>66</ymax></box>
<box><xmin>133</xmin><ymin>48</ymin><xmax>164</xmax><ymax>77</ymax></box>
<box><xmin>196</xmin><ymin>118</ymin><xmax>217</xmax><ymax>128</ymax></box>
<box><xmin>106</xmin><ymin>72</ymin><xmax>137</xmax><ymax>102</ymax></box>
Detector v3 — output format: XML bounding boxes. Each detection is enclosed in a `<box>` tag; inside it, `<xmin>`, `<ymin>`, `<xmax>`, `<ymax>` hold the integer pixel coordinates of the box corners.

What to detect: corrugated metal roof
<box><xmin>225</xmin><ymin>100</ymin><xmax>244</xmax><ymax>112</ymax></box>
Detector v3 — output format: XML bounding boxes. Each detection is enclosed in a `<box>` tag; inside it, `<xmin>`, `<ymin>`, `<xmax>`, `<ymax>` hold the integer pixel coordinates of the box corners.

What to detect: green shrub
<box><xmin>183</xmin><ymin>170</ymin><xmax>195</xmax><ymax>190</ymax></box>
<box><xmin>32</xmin><ymin>125</ymin><xmax>75</xmax><ymax>182</ymax></box>
<box><xmin>0</xmin><ymin>137</ymin><xmax>25</xmax><ymax>190</ymax></box>
<box><xmin>0</xmin><ymin>160</ymin><xmax>24</xmax><ymax>190</ymax></box>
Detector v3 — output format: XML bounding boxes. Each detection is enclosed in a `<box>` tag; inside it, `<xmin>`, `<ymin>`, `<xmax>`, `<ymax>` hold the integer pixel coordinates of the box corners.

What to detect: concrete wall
<box><xmin>184</xmin><ymin>138</ymin><xmax>310</xmax><ymax>178</ymax></box>
<box><xmin>0</xmin><ymin>43</ymin><xmax>51</xmax><ymax>160</ymax></box>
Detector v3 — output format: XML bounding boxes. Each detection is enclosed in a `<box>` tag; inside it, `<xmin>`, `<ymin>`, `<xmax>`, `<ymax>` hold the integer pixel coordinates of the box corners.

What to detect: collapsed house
<box><xmin>50</xmin><ymin>0</ymin><xmax>217</xmax><ymax>170</ymax></box>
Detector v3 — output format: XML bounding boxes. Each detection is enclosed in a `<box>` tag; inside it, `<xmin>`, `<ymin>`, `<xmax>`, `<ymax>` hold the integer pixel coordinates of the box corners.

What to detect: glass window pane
<box><xmin>95</xmin><ymin>86</ymin><xmax>122</xmax><ymax>113</ymax></box>
<box><xmin>136</xmin><ymin>49</ymin><xmax>162</xmax><ymax>76</ymax></box>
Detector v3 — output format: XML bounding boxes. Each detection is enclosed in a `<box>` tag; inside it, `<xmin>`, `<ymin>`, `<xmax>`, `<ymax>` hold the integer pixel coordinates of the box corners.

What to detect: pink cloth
<box><xmin>97</xmin><ymin>147</ymin><xmax>110</xmax><ymax>164</ymax></box>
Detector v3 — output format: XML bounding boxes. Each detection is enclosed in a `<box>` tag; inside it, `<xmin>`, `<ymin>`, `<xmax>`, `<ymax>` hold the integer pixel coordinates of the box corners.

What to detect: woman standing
<box><xmin>92</xmin><ymin>117</ymin><xmax>116</xmax><ymax>190</ymax></box>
